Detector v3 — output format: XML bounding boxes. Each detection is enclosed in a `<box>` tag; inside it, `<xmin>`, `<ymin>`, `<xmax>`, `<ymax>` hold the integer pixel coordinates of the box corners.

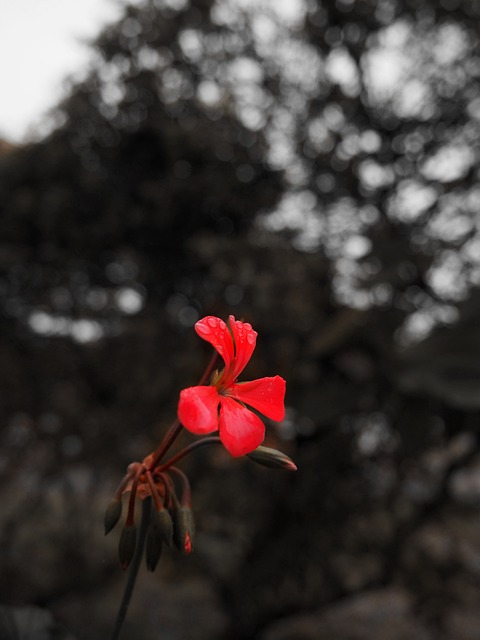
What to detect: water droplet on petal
<box><xmin>247</xmin><ymin>334</ymin><xmax>255</xmax><ymax>344</ymax></box>
<box><xmin>207</xmin><ymin>317</ymin><xmax>218</xmax><ymax>327</ymax></box>
<box><xmin>198</xmin><ymin>325</ymin><xmax>211</xmax><ymax>335</ymax></box>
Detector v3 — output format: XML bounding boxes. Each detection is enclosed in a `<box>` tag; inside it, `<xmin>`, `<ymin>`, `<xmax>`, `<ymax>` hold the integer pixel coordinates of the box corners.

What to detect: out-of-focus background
<box><xmin>1</xmin><ymin>0</ymin><xmax>480</xmax><ymax>638</ymax></box>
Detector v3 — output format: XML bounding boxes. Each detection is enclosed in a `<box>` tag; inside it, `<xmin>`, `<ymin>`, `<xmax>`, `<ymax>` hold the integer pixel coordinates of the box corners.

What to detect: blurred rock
<box><xmin>446</xmin><ymin>607</ymin><xmax>480</xmax><ymax>640</ymax></box>
<box><xmin>0</xmin><ymin>605</ymin><xmax>74</xmax><ymax>640</ymax></box>
<box><xmin>54</xmin><ymin>574</ymin><xmax>227</xmax><ymax>640</ymax></box>
<box><xmin>261</xmin><ymin>588</ymin><xmax>432</xmax><ymax>640</ymax></box>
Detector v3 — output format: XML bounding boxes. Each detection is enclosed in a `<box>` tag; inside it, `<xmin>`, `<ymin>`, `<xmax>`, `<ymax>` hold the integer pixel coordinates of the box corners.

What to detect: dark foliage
<box><xmin>1</xmin><ymin>0</ymin><xmax>480</xmax><ymax>638</ymax></box>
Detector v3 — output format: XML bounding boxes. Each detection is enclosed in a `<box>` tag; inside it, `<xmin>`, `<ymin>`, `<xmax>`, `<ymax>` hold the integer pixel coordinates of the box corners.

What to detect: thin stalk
<box><xmin>125</xmin><ymin>469</ymin><xmax>142</xmax><ymax>527</ymax></box>
<box><xmin>110</xmin><ymin>350</ymin><xmax>220</xmax><ymax>638</ymax></box>
<box><xmin>145</xmin><ymin>470</ymin><xmax>163</xmax><ymax>512</ymax></box>
<box><xmin>197</xmin><ymin>349</ymin><xmax>220</xmax><ymax>386</ymax></box>
<box><xmin>168</xmin><ymin>466</ymin><xmax>192</xmax><ymax>506</ymax></box>
<box><xmin>158</xmin><ymin>472</ymin><xmax>172</xmax><ymax>509</ymax></box>
<box><xmin>113</xmin><ymin>471</ymin><xmax>135</xmax><ymax>502</ymax></box>
<box><xmin>158</xmin><ymin>437</ymin><xmax>222</xmax><ymax>471</ymax></box>
<box><xmin>148</xmin><ymin>419</ymin><xmax>182</xmax><ymax>470</ymax></box>
<box><xmin>148</xmin><ymin>350</ymin><xmax>219</xmax><ymax>469</ymax></box>
<box><xmin>111</xmin><ymin>498</ymin><xmax>152</xmax><ymax>640</ymax></box>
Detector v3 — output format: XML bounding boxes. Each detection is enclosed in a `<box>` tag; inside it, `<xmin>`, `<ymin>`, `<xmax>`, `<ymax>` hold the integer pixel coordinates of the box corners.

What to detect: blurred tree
<box><xmin>1</xmin><ymin>0</ymin><xmax>480</xmax><ymax>639</ymax></box>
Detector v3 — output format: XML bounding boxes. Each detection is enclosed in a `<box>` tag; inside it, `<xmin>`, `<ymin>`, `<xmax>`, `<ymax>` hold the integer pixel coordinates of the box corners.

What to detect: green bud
<box><xmin>104</xmin><ymin>499</ymin><xmax>123</xmax><ymax>536</ymax></box>
<box><xmin>173</xmin><ymin>507</ymin><xmax>195</xmax><ymax>554</ymax></box>
<box><xmin>247</xmin><ymin>446</ymin><xmax>297</xmax><ymax>471</ymax></box>
<box><xmin>145</xmin><ymin>525</ymin><xmax>163</xmax><ymax>572</ymax></box>
<box><xmin>118</xmin><ymin>524</ymin><xmax>137</xmax><ymax>570</ymax></box>
<box><xmin>155</xmin><ymin>508</ymin><xmax>174</xmax><ymax>547</ymax></box>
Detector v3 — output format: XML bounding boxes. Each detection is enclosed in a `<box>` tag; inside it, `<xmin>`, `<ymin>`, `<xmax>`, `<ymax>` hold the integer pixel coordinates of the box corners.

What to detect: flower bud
<box><xmin>173</xmin><ymin>507</ymin><xmax>195</xmax><ymax>554</ymax></box>
<box><xmin>104</xmin><ymin>499</ymin><xmax>123</xmax><ymax>536</ymax></box>
<box><xmin>155</xmin><ymin>508</ymin><xmax>174</xmax><ymax>547</ymax></box>
<box><xmin>118</xmin><ymin>524</ymin><xmax>137</xmax><ymax>570</ymax></box>
<box><xmin>145</xmin><ymin>524</ymin><xmax>163</xmax><ymax>572</ymax></box>
<box><xmin>247</xmin><ymin>446</ymin><xmax>297</xmax><ymax>471</ymax></box>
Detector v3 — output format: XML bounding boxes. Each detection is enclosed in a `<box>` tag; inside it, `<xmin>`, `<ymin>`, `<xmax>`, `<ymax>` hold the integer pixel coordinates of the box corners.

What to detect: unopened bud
<box><xmin>104</xmin><ymin>499</ymin><xmax>123</xmax><ymax>536</ymax></box>
<box><xmin>154</xmin><ymin>508</ymin><xmax>174</xmax><ymax>547</ymax></box>
<box><xmin>145</xmin><ymin>524</ymin><xmax>163</xmax><ymax>572</ymax></box>
<box><xmin>118</xmin><ymin>524</ymin><xmax>137</xmax><ymax>570</ymax></box>
<box><xmin>173</xmin><ymin>507</ymin><xmax>195</xmax><ymax>554</ymax></box>
<box><xmin>247</xmin><ymin>446</ymin><xmax>297</xmax><ymax>471</ymax></box>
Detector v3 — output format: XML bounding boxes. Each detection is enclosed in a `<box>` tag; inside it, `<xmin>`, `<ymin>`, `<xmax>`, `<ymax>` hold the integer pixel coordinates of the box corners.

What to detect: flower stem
<box><xmin>168</xmin><ymin>466</ymin><xmax>192</xmax><ymax>506</ymax></box>
<box><xmin>125</xmin><ymin>471</ymin><xmax>141</xmax><ymax>527</ymax></box>
<box><xmin>197</xmin><ymin>349</ymin><xmax>220</xmax><ymax>386</ymax></box>
<box><xmin>148</xmin><ymin>419</ymin><xmax>182</xmax><ymax>470</ymax></box>
<box><xmin>111</xmin><ymin>497</ymin><xmax>152</xmax><ymax>640</ymax></box>
<box><xmin>158</xmin><ymin>437</ymin><xmax>222</xmax><ymax>471</ymax></box>
<box><xmin>148</xmin><ymin>350</ymin><xmax>219</xmax><ymax>469</ymax></box>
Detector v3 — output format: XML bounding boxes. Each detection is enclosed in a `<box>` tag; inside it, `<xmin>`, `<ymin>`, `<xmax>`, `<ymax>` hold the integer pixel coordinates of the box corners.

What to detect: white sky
<box><xmin>0</xmin><ymin>0</ymin><xmax>124</xmax><ymax>143</ymax></box>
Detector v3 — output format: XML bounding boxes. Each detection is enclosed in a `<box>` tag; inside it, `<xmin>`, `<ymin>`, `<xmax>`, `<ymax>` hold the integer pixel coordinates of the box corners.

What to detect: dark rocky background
<box><xmin>1</xmin><ymin>0</ymin><xmax>480</xmax><ymax>638</ymax></box>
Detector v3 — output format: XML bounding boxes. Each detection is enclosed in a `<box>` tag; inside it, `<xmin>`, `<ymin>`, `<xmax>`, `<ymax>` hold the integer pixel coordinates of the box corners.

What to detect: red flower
<box><xmin>178</xmin><ymin>316</ymin><xmax>286</xmax><ymax>457</ymax></box>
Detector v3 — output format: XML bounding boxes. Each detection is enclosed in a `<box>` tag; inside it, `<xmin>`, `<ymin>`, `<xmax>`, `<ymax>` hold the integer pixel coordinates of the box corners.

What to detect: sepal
<box><xmin>104</xmin><ymin>498</ymin><xmax>122</xmax><ymax>535</ymax></box>
<box><xmin>173</xmin><ymin>507</ymin><xmax>195</xmax><ymax>554</ymax></box>
<box><xmin>247</xmin><ymin>445</ymin><xmax>297</xmax><ymax>471</ymax></box>
<box><xmin>118</xmin><ymin>524</ymin><xmax>137</xmax><ymax>570</ymax></box>
<box><xmin>145</xmin><ymin>516</ymin><xmax>163</xmax><ymax>572</ymax></box>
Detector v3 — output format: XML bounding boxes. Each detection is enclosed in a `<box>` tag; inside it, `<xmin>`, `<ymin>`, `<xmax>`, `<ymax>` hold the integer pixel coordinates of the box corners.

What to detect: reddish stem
<box><xmin>158</xmin><ymin>437</ymin><xmax>222</xmax><ymax>471</ymax></box>
<box><xmin>157</xmin><ymin>472</ymin><xmax>172</xmax><ymax>509</ymax></box>
<box><xmin>147</xmin><ymin>349</ymin><xmax>219</xmax><ymax>469</ymax></box>
<box><xmin>197</xmin><ymin>349</ymin><xmax>220</xmax><ymax>385</ymax></box>
<box><xmin>169</xmin><ymin>466</ymin><xmax>192</xmax><ymax>507</ymax></box>
<box><xmin>145</xmin><ymin>470</ymin><xmax>163</xmax><ymax>512</ymax></box>
<box><xmin>148</xmin><ymin>419</ymin><xmax>182</xmax><ymax>470</ymax></box>
<box><xmin>113</xmin><ymin>470</ymin><xmax>135</xmax><ymax>502</ymax></box>
<box><xmin>125</xmin><ymin>471</ymin><xmax>141</xmax><ymax>527</ymax></box>
<box><xmin>165</xmin><ymin>475</ymin><xmax>180</xmax><ymax>511</ymax></box>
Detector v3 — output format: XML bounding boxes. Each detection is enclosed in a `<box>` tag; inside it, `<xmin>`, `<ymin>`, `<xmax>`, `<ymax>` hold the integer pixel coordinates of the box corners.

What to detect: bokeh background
<box><xmin>2</xmin><ymin>0</ymin><xmax>480</xmax><ymax>638</ymax></box>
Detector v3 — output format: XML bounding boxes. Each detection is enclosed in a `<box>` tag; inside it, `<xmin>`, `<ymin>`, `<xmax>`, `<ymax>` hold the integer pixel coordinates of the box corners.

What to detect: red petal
<box><xmin>218</xmin><ymin>396</ymin><xmax>265</xmax><ymax>457</ymax></box>
<box><xmin>228</xmin><ymin>376</ymin><xmax>286</xmax><ymax>422</ymax></box>
<box><xmin>227</xmin><ymin>316</ymin><xmax>257</xmax><ymax>381</ymax></box>
<box><xmin>195</xmin><ymin>317</ymin><xmax>235</xmax><ymax>371</ymax></box>
<box><xmin>178</xmin><ymin>386</ymin><xmax>219</xmax><ymax>434</ymax></box>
